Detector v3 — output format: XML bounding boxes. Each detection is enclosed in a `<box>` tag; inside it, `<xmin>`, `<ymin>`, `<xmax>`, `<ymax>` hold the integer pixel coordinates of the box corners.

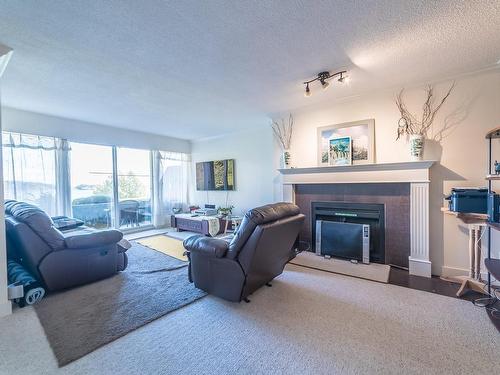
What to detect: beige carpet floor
<box><xmin>34</xmin><ymin>244</ymin><xmax>204</xmax><ymax>366</ymax></box>
<box><xmin>0</xmin><ymin>264</ymin><xmax>498</xmax><ymax>374</ymax></box>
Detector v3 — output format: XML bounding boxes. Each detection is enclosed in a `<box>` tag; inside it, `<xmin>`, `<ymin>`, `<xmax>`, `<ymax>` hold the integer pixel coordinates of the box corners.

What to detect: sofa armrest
<box><xmin>65</xmin><ymin>230</ymin><xmax>123</xmax><ymax>249</ymax></box>
<box><xmin>183</xmin><ymin>235</ymin><xmax>228</xmax><ymax>258</ymax></box>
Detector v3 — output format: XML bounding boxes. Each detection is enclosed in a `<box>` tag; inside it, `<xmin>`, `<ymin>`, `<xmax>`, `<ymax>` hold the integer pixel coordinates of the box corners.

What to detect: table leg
<box><xmin>475</xmin><ymin>227</ymin><xmax>482</xmax><ymax>281</ymax></box>
<box><xmin>469</xmin><ymin>227</ymin><xmax>476</xmax><ymax>279</ymax></box>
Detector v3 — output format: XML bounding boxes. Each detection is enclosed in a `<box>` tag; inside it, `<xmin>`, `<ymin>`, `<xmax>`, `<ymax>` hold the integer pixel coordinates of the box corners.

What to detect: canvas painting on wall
<box><xmin>318</xmin><ymin>119</ymin><xmax>375</xmax><ymax>166</ymax></box>
<box><xmin>328</xmin><ymin>136</ymin><xmax>352</xmax><ymax>165</ymax></box>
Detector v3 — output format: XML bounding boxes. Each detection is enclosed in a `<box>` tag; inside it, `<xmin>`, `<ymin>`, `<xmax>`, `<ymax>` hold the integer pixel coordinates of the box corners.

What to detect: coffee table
<box><xmin>171</xmin><ymin>214</ymin><xmax>227</xmax><ymax>237</ymax></box>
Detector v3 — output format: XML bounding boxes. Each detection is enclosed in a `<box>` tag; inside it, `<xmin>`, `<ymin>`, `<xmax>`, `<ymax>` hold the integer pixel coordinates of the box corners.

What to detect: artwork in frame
<box><xmin>328</xmin><ymin>136</ymin><xmax>352</xmax><ymax>166</ymax></box>
<box><xmin>317</xmin><ymin>119</ymin><xmax>375</xmax><ymax>166</ymax></box>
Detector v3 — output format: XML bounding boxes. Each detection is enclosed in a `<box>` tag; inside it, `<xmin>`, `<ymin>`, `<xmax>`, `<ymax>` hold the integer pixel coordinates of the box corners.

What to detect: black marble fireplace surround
<box><xmin>312</xmin><ymin>201</ymin><xmax>385</xmax><ymax>264</ymax></box>
<box><xmin>295</xmin><ymin>183</ymin><xmax>411</xmax><ymax>268</ymax></box>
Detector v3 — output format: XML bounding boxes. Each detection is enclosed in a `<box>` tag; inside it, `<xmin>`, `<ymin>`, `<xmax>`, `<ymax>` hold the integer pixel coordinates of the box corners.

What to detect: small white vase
<box><xmin>409</xmin><ymin>134</ymin><xmax>424</xmax><ymax>160</ymax></box>
<box><xmin>282</xmin><ymin>149</ymin><xmax>291</xmax><ymax>168</ymax></box>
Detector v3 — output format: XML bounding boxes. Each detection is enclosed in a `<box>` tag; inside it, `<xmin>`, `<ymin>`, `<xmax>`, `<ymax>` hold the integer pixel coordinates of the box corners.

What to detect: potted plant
<box><xmin>396</xmin><ymin>83</ymin><xmax>454</xmax><ymax>160</ymax></box>
<box><xmin>218</xmin><ymin>205</ymin><xmax>234</xmax><ymax>217</ymax></box>
<box><xmin>272</xmin><ymin>114</ymin><xmax>293</xmax><ymax>168</ymax></box>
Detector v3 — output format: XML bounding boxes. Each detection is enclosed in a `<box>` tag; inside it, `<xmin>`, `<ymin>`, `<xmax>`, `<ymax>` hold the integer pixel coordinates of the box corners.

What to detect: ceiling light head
<box><xmin>318</xmin><ymin>71</ymin><xmax>330</xmax><ymax>82</ymax></box>
<box><xmin>318</xmin><ymin>72</ymin><xmax>331</xmax><ymax>90</ymax></box>
<box><xmin>304</xmin><ymin>83</ymin><xmax>311</xmax><ymax>97</ymax></box>
<box><xmin>337</xmin><ymin>71</ymin><xmax>350</xmax><ymax>84</ymax></box>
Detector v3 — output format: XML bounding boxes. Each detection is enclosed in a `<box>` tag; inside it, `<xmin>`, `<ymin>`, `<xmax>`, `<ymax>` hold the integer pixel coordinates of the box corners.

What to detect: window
<box><xmin>2</xmin><ymin>132</ymin><xmax>59</xmax><ymax>215</ymax></box>
<box><xmin>2</xmin><ymin>131</ymin><xmax>190</xmax><ymax>232</ymax></box>
<box><xmin>116</xmin><ymin>147</ymin><xmax>152</xmax><ymax>228</ymax></box>
<box><xmin>70</xmin><ymin>143</ymin><xmax>114</xmax><ymax>229</ymax></box>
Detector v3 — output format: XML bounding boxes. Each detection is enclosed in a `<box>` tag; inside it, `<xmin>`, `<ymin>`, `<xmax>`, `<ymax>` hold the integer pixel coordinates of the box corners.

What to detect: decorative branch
<box><xmin>396</xmin><ymin>82</ymin><xmax>455</xmax><ymax>140</ymax></box>
<box><xmin>271</xmin><ymin>114</ymin><xmax>293</xmax><ymax>150</ymax></box>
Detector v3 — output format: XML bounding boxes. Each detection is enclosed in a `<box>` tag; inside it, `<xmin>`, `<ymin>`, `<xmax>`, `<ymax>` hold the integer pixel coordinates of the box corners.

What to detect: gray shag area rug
<box><xmin>34</xmin><ymin>243</ymin><xmax>206</xmax><ymax>367</ymax></box>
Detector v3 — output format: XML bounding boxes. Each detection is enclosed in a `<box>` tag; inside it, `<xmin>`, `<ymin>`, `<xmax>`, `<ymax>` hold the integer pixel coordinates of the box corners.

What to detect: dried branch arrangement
<box><xmin>396</xmin><ymin>82</ymin><xmax>455</xmax><ymax>140</ymax></box>
<box><xmin>271</xmin><ymin>114</ymin><xmax>293</xmax><ymax>150</ymax></box>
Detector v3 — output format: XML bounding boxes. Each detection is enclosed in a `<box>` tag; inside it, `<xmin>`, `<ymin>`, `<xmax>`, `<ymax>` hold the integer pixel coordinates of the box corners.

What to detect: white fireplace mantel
<box><xmin>278</xmin><ymin>160</ymin><xmax>434</xmax><ymax>185</ymax></box>
<box><xmin>278</xmin><ymin>160</ymin><xmax>436</xmax><ymax>278</ymax></box>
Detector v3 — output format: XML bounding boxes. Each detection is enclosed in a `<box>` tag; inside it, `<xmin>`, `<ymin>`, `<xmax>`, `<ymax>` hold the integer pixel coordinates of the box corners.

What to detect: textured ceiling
<box><xmin>0</xmin><ymin>1</ymin><xmax>499</xmax><ymax>140</ymax></box>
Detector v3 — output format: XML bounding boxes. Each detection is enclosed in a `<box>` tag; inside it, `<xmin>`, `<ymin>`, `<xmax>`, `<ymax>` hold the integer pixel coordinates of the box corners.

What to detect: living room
<box><xmin>0</xmin><ymin>1</ymin><xmax>499</xmax><ymax>374</ymax></box>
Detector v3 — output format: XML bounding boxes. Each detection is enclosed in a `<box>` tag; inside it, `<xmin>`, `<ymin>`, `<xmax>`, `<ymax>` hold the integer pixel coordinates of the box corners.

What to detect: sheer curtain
<box><xmin>2</xmin><ymin>132</ymin><xmax>71</xmax><ymax>216</ymax></box>
<box><xmin>152</xmin><ymin>150</ymin><xmax>191</xmax><ymax>227</ymax></box>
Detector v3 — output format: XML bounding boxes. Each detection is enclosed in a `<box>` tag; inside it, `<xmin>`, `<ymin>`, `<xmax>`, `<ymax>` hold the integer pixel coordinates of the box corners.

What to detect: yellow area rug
<box><xmin>136</xmin><ymin>235</ymin><xmax>188</xmax><ymax>261</ymax></box>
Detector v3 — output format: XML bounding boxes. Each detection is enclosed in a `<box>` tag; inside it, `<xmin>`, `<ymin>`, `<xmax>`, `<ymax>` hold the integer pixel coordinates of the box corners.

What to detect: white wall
<box><xmin>190</xmin><ymin>126</ymin><xmax>279</xmax><ymax>215</ymax></box>
<box><xmin>2</xmin><ymin>107</ymin><xmax>191</xmax><ymax>152</ymax></box>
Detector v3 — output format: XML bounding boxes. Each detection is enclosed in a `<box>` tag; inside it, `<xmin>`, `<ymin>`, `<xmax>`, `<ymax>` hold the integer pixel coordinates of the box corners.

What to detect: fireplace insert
<box><xmin>311</xmin><ymin>201</ymin><xmax>385</xmax><ymax>264</ymax></box>
<box><xmin>316</xmin><ymin>220</ymin><xmax>370</xmax><ymax>263</ymax></box>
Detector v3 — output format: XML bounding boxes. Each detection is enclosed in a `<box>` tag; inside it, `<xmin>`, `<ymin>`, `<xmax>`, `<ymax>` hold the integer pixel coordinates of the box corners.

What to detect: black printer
<box><xmin>446</xmin><ymin>188</ymin><xmax>489</xmax><ymax>214</ymax></box>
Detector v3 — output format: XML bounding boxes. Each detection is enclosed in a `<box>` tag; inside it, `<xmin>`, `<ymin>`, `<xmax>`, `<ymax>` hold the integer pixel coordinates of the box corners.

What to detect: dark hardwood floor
<box><xmin>389</xmin><ymin>267</ymin><xmax>500</xmax><ymax>332</ymax></box>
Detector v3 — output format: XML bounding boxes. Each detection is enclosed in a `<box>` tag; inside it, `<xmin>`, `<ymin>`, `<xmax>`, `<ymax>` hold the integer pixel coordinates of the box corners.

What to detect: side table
<box><xmin>441</xmin><ymin>208</ymin><xmax>489</xmax><ymax>296</ymax></box>
<box><xmin>224</xmin><ymin>216</ymin><xmax>243</xmax><ymax>234</ymax></box>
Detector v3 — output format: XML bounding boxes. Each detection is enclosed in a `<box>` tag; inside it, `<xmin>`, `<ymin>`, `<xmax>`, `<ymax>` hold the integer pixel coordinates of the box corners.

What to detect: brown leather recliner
<box><xmin>183</xmin><ymin>202</ymin><xmax>305</xmax><ymax>302</ymax></box>
<box><xmin>4</xmin><ymin>200</ymin><xmax>128</xmax><ymax>291</ymax></box>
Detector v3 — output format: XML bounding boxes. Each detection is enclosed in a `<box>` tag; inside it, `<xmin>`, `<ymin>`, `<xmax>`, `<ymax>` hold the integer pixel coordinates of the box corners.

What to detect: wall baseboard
<box><xmin>409</xmin><ymin>257</ymin><xmax>431</xmax><ymax>278</ymax></box>
<box><xmin>0</xmin><ymin>300</ymin><xmax>12</xmax><ymax>318</ymax></box>
<box><xmin>441</xmin><ymin>266</ymin><xmax>499</xmax><ymax>286</ymax></box>
<box><xmin>441</xmin><ymin>265</ymin><xmax>468</xmax><ymax>278</ymax></box>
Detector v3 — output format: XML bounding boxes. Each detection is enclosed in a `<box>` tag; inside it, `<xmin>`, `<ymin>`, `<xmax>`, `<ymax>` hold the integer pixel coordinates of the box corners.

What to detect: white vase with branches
<box><xmin>396</xmin><ymin>83</ymin><xmax>454</xmax><ymax>160</ymax></box>
<box><xmin>272</xmin><ymin>114</ymin><xmax>293</xmax><ymax>168</ymax></box>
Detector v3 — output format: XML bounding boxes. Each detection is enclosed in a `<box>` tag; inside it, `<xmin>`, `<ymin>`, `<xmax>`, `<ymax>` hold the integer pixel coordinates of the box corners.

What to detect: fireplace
<box><xmin>294</xmin><ymin>183</ymin><xmax>410</xmax><ymax>268</ymax></box>
<box><xmin>278</xmin><ymin>161</ymin><xmax>434</xmax><ymax>277</ymax></box>
<box><xmin>312</xmin><ymin>201</ymin><xmax>385</xmax><ymax>264</ymax></box>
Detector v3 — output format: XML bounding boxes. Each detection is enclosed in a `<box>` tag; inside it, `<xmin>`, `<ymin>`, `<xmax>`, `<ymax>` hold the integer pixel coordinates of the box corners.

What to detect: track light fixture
<box><xmin>303</xmin><ymin>70</ymin><xmax>348</xmax><ymax>97</ymax></box>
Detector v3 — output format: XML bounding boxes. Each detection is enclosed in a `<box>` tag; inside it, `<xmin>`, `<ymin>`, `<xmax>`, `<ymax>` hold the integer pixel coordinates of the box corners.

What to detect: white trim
<box><xmin>409</xmin><ymin>257</ymin><xmax>432</xmax><ymax>278</ymax></box>
<box><xmin>442</xmin><ymin>265</ymin><xmax>499</xmax><ymax>285</ymax></box>
<box><xmin>409</xmin><ymin>182</ymin><xmax>431</xmax><ymax>277</ymax></box>
<box><xmin>282</xmin><ymin>184</ymin><xmax>294</xmax><ymax>203</ymax></box>
<box><xmin>121</xmin><ymin>224</ymin><xmax>155</xmax><ymax>234</ymax></box>
<box><xmin>441</xmin><ymin>265</ymin><xmax>469</xmax><ymax>278</ymax></box>
<box><xmin>278</xmin><ymin>161</ymin><xmax>434</xmax><ymax>185</ymax></box>
<box><xmin>112</xmin><ymin>147</ymin><xmax>120</xmax><ymax>228</ymax></box>
<box><xmin>0</xmin><ymin>301</ymin><xmax>11</xmax><ymax>318</ymax></box>
<box><xmin>279</xmin><ymin>161</ymin><xmax>435</xmax><ymax>174</ymax></box>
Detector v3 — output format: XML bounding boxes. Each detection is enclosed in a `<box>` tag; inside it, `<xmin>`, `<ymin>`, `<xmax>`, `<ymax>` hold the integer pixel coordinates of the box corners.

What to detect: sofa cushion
<box><xmin>184</xmin><ymin>235</ymin><xmax>229</xmax><ymax>258</ymax></box>
<box><xmin>65</xmin><ymin>230</ymin><xmax>123</xmax><ymax>249</ymax></box>
<box><xmin>5</xmin><ymin>201</ymin><xmax>66</xmax><ymax>250</ymax></box>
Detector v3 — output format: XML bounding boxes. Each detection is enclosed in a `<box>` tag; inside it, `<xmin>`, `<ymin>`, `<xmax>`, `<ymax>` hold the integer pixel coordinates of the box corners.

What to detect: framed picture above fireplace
<box><xmin>317</xmin><ymin>119</ymin><xmax>375</xmax><ymax>166</ymax></box>
<box><xmin>328</xmin><ymin>136</ymin><xmax>352</xmax><ymax>166</ymax></box>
